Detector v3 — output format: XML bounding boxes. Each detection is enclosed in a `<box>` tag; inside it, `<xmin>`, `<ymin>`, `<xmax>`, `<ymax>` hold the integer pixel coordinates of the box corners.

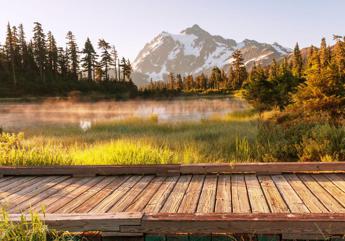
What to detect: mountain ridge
<box><xmin>132</xmin><ymin>24</ymin><xmax>292</xmax><ymax>86</ymax></box>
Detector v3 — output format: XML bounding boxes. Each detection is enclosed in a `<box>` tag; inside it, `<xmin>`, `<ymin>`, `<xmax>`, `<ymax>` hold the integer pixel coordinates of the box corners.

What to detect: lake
<box><xmin>0</xmin><ymin>98</ymin><xmax>248</xmax><ymax>130</ymax></box>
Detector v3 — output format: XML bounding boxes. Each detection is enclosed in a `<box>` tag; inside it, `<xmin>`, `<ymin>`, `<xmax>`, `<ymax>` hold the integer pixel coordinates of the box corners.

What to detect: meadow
<box><xmin>0</xmin><ymin>110</ymin><xmax>260</xmax><ymax>166</ymax></box>
<box><xmin>2</xmin><ymin>108</ymin><xmax>344</xmax><ymax>166</ymax></box>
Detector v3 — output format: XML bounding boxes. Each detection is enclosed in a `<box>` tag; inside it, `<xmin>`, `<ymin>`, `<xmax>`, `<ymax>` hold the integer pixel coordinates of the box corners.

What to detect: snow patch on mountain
<box><xmin>132</xmin><ymin>25</ymin><xmax>292</xmax><ymax>86</ymax></box>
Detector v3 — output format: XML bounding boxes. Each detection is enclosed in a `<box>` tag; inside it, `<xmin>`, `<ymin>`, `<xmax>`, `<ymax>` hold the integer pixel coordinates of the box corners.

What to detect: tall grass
<box><xmin>0</xmin><ymin>210</ymin><xmax>75</xmax><ymax>241</ymax></box>
<box><xmin>1</xmin><ymin>110</ymin><xmax>343</xmax><ymax>165</ymax></box>
<box><xmin>0</xmin><ymin>114</ymin><xmax>259</xmax><ymax>165</ymax></box>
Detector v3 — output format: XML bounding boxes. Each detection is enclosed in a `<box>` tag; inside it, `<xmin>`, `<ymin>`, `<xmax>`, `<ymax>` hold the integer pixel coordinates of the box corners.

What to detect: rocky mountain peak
<box><xmin>132</xmin><ymin>25</ymin><xmax>291</xmax><ymax>86</ymax></box>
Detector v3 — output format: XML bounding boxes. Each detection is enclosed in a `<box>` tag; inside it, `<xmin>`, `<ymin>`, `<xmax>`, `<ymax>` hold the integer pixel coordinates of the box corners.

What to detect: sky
<box><xmin>1</xmin><ymin>0</ymin><xmax>345</xmax><ymax>61</ymax></box>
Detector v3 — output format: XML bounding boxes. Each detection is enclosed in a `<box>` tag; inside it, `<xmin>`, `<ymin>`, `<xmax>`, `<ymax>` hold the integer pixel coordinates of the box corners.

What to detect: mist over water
<box><xmin>0</xmin><ymin>98</ymin><xmax>248</xmax><ymax>130</ymax></box>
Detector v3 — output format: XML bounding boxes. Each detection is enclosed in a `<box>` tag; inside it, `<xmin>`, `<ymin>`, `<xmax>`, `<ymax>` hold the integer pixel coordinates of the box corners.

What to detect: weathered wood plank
<box><xmin>326</xmin><ymin>174</ymin><xmax>345</xmax><ymax>193</ymax></box>
<box><xmin>178</xmin><ymin>175</ymin><xmax>204</xmax><ymax>214</ymax></box>
<box><xmin>109</xmin><ymin>176</ymin><xmax>154</xmax><ymax>212</ymax></box>
<box><xmin>271</xmin><ymin>175</ymin><xmax>309</xmax><ymax>213</ymax></box>
<box><xmin>180</xmin><ymin>162</ymin><xmax>345</xmax><ymax>174</ymax></box>
<box><xmin>299</xmin><ymin>174</ymin><xmax>345</xmax><ymax>213</ymax></box>
<box><xmin>0</xmin><ymin>177</ymin><xmax>13</xmax><ymax>186</ymax></box>
<box><xmin>30</xmin><ymin>177</ymin><xmax>93</xmax><ymax>212</ymax></box>
<box><xmin>74</xmin><ymin>176</ymin><xmax>129</xmax><ymax>213</ymax></box>
<box><xmin>6</xmin><ymin>212</ymin><xmax>143</xmax><ymax>232</ymax></box>
<box><xmin>215</xmin><ymin>175</ymin><xmax>231</xmax><ymax>213</ymax></box>
<box><xmin>258</xmin><ymin>176</ymin><xmax>289</xmax><ymax>213</ymax></box>
<box><xmin>45</xmin><ymin>177</ymin><xmax>104</xmax><ymax>213</ymax></box>
<box><xmin>56</xmin><ymin>177</ymin><xmax>117</xmax><ymax>213</ymax></box>
<box><xmin>126</xmin><ymin>177</ymin><xmax>166</xmax><ymax>212</ymax></box>
<box><xmin>0</xmin><ymin>176</ymin><xmax>63</xmax><ymax>210</ymax></box>
<box><xmin>10</xmin><ymin>177</ymin><xmax>75</xmax><ymax>213</ymax></box>
<box><xmin>284</xmin><ymin>174</ymin><xmax>328</xmax><ymax>213</ymax></box>
<box><xmin>1</xmin><ymin>162</ymin><xmax>344</xmax><ymax>176</ymax></box>
<box><xmin>161</xmin><ymin>175</ymin><xmax>192</xmax><ymax>213</ymax></box>
<box><xmin>312</xmin><ymin>174</ymin><xmax>345</xmax><ymax>208</ymax></box>
<box><xmin>90</xmin><ymin>176</ymin><xmax>142</xmax><ymax>213</ymax></box>
<box><xmin>122</xmin><ymin>213</ymin><xmax>345</xmax><ymax>236</ymax></box>
<box><xmin>197</xmin><ymin>175</ymin><xmax>217</xmax><ymax>213</ymax></box>
<box><xmin>231</xmin><ymin>175</ymin><xmax>251</xmax><ymax>213</ymax></box>
<box><xmin>0</xmin><ymin>165</ymin><xmax>180</xmax><ymax>176</ymax></box>
<box><xmin>0</xmin><ymin>177</ymin><xmax>38</xmax><ymax>199</ymax></box>
<box><xmin>144</xmin><ymin>176</ymin><xmax>179</xmax><ymax>213</ymax></box>
<box><xmin>231</xmin><ymin>175</ymin><xmax>250</xmax><ymax>213</ymax></box>
<box><xmin>245</xmin><ymin>175</ymin><xmax>270</xmax><ymax>213</ymax></box>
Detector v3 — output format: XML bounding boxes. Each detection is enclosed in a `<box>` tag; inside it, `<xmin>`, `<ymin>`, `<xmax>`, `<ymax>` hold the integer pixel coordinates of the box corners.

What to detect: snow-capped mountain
<box><xmin>132</xmin><ymin>24</ymin><xmax>291</xmax><ymax>86</ymax></box>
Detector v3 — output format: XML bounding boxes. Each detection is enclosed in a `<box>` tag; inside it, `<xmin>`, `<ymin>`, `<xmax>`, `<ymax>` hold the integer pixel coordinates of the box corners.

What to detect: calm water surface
<box><xmin>0</xmin><ymin>98</ymin><xmax>248</xmax><ymax>130</ymax></box>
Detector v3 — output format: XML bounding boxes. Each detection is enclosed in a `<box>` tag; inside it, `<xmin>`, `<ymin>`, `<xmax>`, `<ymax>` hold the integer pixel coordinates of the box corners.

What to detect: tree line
<box><xmin>143</xmin><ymin>36</ymin><xmax>345</xmax><ymax>121</ymax></box>
<box><xmin>245</xmin><ymin>37</ymin><xmax>345</xmax><ymax>122</ymax></box>
<box><xmin>0</xmin><ymin>22</ymin><xmax>137</xmax><ymax>97</ymax></box>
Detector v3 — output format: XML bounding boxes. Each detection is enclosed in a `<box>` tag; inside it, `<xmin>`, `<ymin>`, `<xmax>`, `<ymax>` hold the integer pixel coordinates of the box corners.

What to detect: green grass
<box><xmin>2</xmin><ymin>108</ymin><xmax>344</xmax><ymax>165</ymax></box>
<box><xmin>0</xmin><ymin>210</ymin><xmax>76</xmax><ymax>241</ymax></box>
<box><xmin>0</xmin><ymin>111</ymin><xmax>259</xmax><ymax>165</ymax></box>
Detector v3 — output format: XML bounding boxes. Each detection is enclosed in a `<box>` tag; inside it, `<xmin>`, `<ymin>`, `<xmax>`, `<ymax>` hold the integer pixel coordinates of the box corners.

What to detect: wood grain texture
<box><xmin>144</xmin><ymin>176</ymin><xmax>179</xmax><ymax>213</ymax></box>
<box><xmin>160</xmin><ymin>175</ymin><xmax>192</xmax><ymax>213</ymax></box>
<box><xmin>271</xmin><ymin>175</ymin><xmax>309</xmax><ymax>213</ymax></box>
<box><xmin>178</xmin><ymin>175</ymin><xmax>204</xmax><ymax>214</ymax></box>
<box><xmin>245</xmin><ymin>175</ymin><xmax>270</xmax><ymax>213</ymax></box>
<box><xmin>258</xmin><ymin>176</ymin><xmax>289</xmax><ymax>213</ymax></box>
<box><xmin>215</xmin><ymin>175</ymin><xmax>231</xmax><ymax>213</ymax></box>
<box><xmin>231</xmin><ymin>175</ymin><xmax>250</xmax><ymax>213</ymax></box>
<box><xmin>196</xmin><ymin>175</ymin><xmax>217</xmax><ymax>213</ymax></box>
<box><xmin>1</xmin><ymin>162</ymin><xmax>344</xmax><ymax>176</ymax></box>
<box><xmin>90</xmin><ymin>176</ymin><xmax>142</xmax><ymax>213</ymax></box>
<box><xmin>299</xmin><ymin>174</ymin><xmax>345</xmax><ymax>213</ymax></box>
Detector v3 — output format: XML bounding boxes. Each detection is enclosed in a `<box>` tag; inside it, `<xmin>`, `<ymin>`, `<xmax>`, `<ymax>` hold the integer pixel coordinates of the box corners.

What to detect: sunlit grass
<box><xmin>0</xmin><ymin>114</ymin><xmax>260</xmax><ymax>165</ymax></box>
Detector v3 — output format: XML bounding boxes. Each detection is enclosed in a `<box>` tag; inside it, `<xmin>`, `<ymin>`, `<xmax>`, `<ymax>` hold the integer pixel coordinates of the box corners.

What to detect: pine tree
<box><xmin>168</xmin><ymin>72</ymin><xmax>175</xmax><ymax>90</ymax></box>
<box><xmin>176</xmin><ymin>74</ymin><xmax>183</xmax><ymax>91</ymax></box>
<box><xmin>111</xmin><ymin>46</ymin><xmax>118</xmax><ymax>81</ymax></box>
<box><xmin>268</xmin><ymin>58</ymin><xmax>278</xmax><ymax>81</ymax></box>
<box><xmin>244</xmin><ymin>63</ymin><xmax>274</xmax><ymax>112</ymax></box>
<box><xmin>124</xmin><ymin>59</ymin><xmax>132</xmax><ymax>81</ymax></box>
<box><xmin>66</xmin><ymin>31</ymin><xmax>79</xmax><ymax>80</ymax></box>
<box><xmin>81</xmin><ymin>38</ymin><xmax>97</xmax><ymax>81</ymax></box>
<box><xmin>291</xmin><ymin>38</ymin><xmax>345</xmax><ymax>118</ymax></box>
<box><xmin>319</xmin><ymin>38</ymin><xmax>331</xmax><ymax>69</ymax></box>
<box><xmin>209</xmin><ymin>67</ymin><xmax>222</xmax><ymax>89</ymax></box>
<box><xmin>98</xmin><ymin>39</ymin><xmax>112</xmax><ymax>81</ymax></box>
<box><xmin>5</xmin><ymin>23</ymin><xmax>17</xmax><ymax>86</ymax></box>
<box><xmin>32</xmin><ymin>22</ymin><xmax>46</xmax><ymax>82</ymax></box>
<box><xmin>46</xmin><ymin>31</ymin><xmax>58</xmax><ymax>80</ymax></box>
<box><xmin>333</xmin><ymin>35</ymin><xmax>345</xmax><ymax>78</ymax></box>
<box><xmin>230</xmin><ymin>50</ymin><xmax>247</xmax><ymax>89</ymax></box>
<box><xmin>17</xmin><ymin>24</ymin><xmax>29</xmax><ymax>77</ymax></box>
<box><xmin>57</xmin><ymin>47</ymin><xmax>68</xmax><ymax>80</ymax></box>
<box><xmin>292</xmin><ymin>43</ymin><xmax>303</xmax><ymax>78</ymax></box>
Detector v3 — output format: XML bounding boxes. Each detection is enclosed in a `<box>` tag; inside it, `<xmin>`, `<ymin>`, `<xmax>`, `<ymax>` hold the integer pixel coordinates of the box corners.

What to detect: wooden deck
<box><xmin>1</xmin><ymin>163</ymin><xmax>345</xmax><ymax>238</ymax></box>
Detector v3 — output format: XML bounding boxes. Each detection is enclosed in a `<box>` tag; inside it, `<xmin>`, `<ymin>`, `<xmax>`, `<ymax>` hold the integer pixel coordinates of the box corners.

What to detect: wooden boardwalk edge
<box><xmin>4</xmin><ymin>213</ymin><xmax>345</xmax><ymax>236</ymax></box>
<box><xmin>1</xmin><ymin>162</ymin><xmax>345</xmax><ymax>176</ymax></box>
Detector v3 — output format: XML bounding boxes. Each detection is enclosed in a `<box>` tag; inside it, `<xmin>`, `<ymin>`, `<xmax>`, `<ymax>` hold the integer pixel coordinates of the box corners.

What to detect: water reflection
<box><xmin>0</xmin><ymin>98</ymin><xmax>248</xmax><ymax>130</ymax></box>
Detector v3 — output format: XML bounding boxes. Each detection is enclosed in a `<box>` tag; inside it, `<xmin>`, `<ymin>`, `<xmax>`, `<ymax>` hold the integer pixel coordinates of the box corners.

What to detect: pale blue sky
<box><xmin>1</xmin><ymin>0</ymin><xmax>345</xmax><ymax>60</ymax></box>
